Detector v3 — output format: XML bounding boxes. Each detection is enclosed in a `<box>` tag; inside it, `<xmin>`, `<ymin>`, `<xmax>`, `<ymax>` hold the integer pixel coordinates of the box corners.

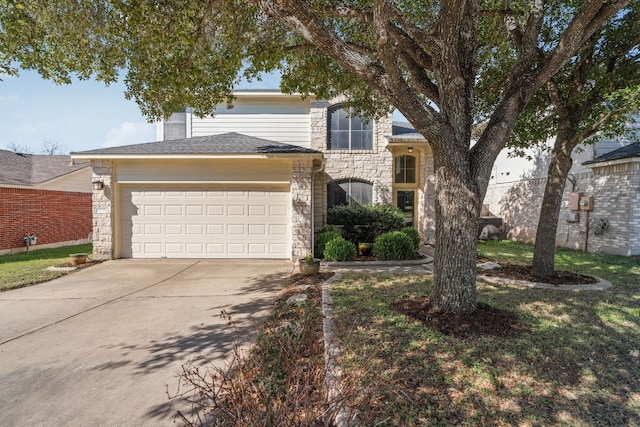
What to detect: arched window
<box><xmin>328</xmin><ymin>105</ymin><xmax>373</xmax><ymax>150</ymax></box>
<box><xmin>327</xmin><ymin>179</ymin><xmax>373</xmax><ymax>208</ymax></box>
<box><xmin>394</xmin><ymin>155</ymin><xmax>416</xmax><ymax>184</ymax></box>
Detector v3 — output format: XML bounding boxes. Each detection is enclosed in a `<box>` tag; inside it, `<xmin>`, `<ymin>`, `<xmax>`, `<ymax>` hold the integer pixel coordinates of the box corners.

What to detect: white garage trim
<box><xmin>119</xmin><ymin>184</ymin><xmax>291</xmax><ymax>259</ymax></box>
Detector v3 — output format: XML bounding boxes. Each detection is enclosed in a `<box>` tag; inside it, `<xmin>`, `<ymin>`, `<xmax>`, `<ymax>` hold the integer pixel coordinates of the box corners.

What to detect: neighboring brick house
<box><xmin>483</xmin><ymin>140</ymin><xmax>640</xmax><ymax>256</ymax></box>
<box><xmin>0</xmin><ymin>150</ymin><xmax>93</xmax><ymax>254</ymax></box>
<box><xmin>72</xmin><ymin>90</ymin><xmax>435</xmax><ymax>260</ymax></box>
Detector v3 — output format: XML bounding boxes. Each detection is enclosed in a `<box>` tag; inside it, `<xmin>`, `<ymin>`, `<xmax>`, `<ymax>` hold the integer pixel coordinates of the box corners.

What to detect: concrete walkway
<box><xmin>0</xmin><ymin>259</ymin><xmax>291</xmax><ymax>426</ymax></box>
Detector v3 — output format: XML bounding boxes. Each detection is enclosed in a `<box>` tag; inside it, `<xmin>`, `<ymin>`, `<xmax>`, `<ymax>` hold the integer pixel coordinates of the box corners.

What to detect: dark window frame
<box><xmin>327</xmin><ymin>178</ymin><xmax>373</xmax><ymax>208</ymax></box>
<box><xmin>327</xmin><ymin>104</ymin><xmax>374</xmax><ymax>151</ymax></box>
<box><xmin>394</xmin><ymin>155</ymin><xmax>416</xmax><ymax>184</ymax></box>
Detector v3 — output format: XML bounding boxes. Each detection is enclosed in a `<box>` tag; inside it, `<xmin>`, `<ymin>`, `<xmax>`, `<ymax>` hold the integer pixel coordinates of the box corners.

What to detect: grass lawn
<box><xmin>331</xmin><ymin>241</ymin><xmax>640</xmax><ymax>426</ymax></box>
<box><xmin>0</xmin><ymin>244</ymin><xmax>93</xmax><ymax>292</ymax></box>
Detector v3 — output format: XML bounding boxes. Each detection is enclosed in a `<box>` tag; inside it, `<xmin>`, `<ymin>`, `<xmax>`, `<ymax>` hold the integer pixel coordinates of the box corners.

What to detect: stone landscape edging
<box><xmin>324</xmin><ymin>254</ymin><xmax>434</xmax><ymax>267</ymax></box>
<box><xmin>478</xmin><ymin>274</ymin><xmax>613</xmax><ymax>291</ymax></box>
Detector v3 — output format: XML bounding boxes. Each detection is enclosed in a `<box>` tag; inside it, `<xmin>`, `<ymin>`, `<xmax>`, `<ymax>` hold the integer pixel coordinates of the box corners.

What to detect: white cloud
<box><xmin>103</xmin><ymin>121</ymin><xmax>155</xmax><ymax>147</ymax></box>
<box><xmin>0</xmin><ymin>94</ymin><xmax>19</xmax><ymax>102</ymax></box>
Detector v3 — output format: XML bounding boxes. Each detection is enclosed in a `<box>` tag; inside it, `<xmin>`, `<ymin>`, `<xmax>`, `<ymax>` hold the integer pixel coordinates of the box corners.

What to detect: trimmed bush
<box><xmin>323</xmin><ymin>237</ymin><xmax>357</xmax><ymax>261</ymax></box>
<box><xmin>373</xmin><ymin>231</ymin><xmax>414</xmax><ymax>261</ymax></box>
<box><xmin>327</xmin><ymin>204</ymin><xmax>405</xmax><ymax>244</ymax></box>
<box><xmin>400</xmin><ymin>227</ymin><xmax>421</xmax><ymax>254</ymax></box>
<box><xmin>315</xmin><ymin>225</ymin><xmax>342</xmax><ymax>258</ymax></box>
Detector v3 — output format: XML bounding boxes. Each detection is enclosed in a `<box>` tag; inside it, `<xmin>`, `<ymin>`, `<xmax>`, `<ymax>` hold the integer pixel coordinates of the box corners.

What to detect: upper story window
<box><xmin>328</xmin><ymin>105</ymin><xmax>373</xmax><ymax>150</ymax></box>
<box><xmin>394</xmin><ymin>155</ymin><xmax>416</xmax><ymax>184</ymax></box>
<box><xmin>327</xmin><ymin>179</ymin><xmax>373</xmax><ymax>209</ymax></box>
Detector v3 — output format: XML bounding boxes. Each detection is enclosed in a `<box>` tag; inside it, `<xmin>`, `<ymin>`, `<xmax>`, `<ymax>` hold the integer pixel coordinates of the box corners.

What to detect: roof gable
<box><xmin>0</xmin><ymin>150</ymin><xmax>89</xmax><ymax>186</ymax></box>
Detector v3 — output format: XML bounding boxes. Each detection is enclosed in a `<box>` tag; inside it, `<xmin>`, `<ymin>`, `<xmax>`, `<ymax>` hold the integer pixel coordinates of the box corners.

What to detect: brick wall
<box><xmin>0</xmin><ymin>187</ymin><xmax>92</xmax><ymax>251</ymax></box>
<box><xmin>483</xmin><ymin>159</ymin><xmax>640</xmax><ymax>256</ymax></box>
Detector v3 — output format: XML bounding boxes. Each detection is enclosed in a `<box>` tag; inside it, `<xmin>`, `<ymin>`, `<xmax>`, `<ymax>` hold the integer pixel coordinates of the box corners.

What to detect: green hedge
<box><xmin>400</xmin><ymin>226</ymin><xmax>421</xmax><ymax>254</ymax></box>
<box><xmin>323</xmin><ymin>237</ymin><xmax>357</xmax><ymax>261</ymax></box>
<box><xmin>327</xmin><ymin>204</ymin><xmax>405</xmax><ymax>244</ymax></box>
<box><xmin>373</xmin><ymin>231</ymin><xmax>414</xmax><ymax>261</ymax></box>
<box><xmin>315</xmin><ymin>225</ymin><xmax>342</xmax><ymax>258</ymax></box>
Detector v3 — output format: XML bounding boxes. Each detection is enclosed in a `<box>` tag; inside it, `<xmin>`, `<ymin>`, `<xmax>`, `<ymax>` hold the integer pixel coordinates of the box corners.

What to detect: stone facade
<box><xmin>291</xmin><ymin>159</ymin><xmax>314</xmax><ymax>258</ymax></box>
<box><xmin>310</xmin><ymin>98</ymin><xmax>394</xmax><ymax>229</ymax></box>
<box><xmin>483</xmin><ymin>159</ymin><xmax>640</xmax><ymax>256</ymax></box>
<box><xmin>90</xmin><ymin>160</ymin><xmax>114</xmax><ymax>260</ymax></box>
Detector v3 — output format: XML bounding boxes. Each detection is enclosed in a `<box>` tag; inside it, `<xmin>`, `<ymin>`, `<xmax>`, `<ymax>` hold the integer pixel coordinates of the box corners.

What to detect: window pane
<box><xmin>406</xmin><ymin>155</ymin><xmax>416</xmax><ymax>183</ymax></box>
<box><xmin>328</xmin><ymin>105</ymin><xmax>373</xmax><ymax>151</ymax></box>
<box><xmin>328</xmin><ymin>179</ymin><xmax>372</xmax><ymax>209</ymax></box>
<box><xmin>361</xmin><ymin>130</ymin><xmax>373</xmax><ymax>149</ymax></box>
<box><xmin>327</xmin><ymin>182</ymin><xmax>348</xmax><ymax>208</ymax></box>
<box><xmin>351</xmin><ymin>131</ymin><xmax>363</xmax><ymax>150</ymax></box>
<box><xmin>406</xmin><ymin>169</ymin><xmax>416</xmax><ymax>183</ymax></box>
<box><xmin>338</xmin><ymin>109</ymin><xmax>349</xmax><ymax>130</ymax></box>
<box><xmin>394</xmin><ymin>157</ymin><xmax>404</xmax><ymax>183</ymax></box>
<box><xmin>406</xmin><ymin>155</ymin><xmax>416</xmax><ymax>169</ymax></box>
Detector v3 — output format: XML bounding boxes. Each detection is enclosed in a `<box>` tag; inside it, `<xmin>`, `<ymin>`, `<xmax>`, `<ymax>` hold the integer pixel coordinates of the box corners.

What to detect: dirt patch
<box><xmin>391</xmin><ymin>296</ymin><xmax>528</xmax><ymax>339</ymax></box>
<box><xmin>477</xmin><ymin>259</ymin><xmax>598</xmax><ymax>285</ymax></box>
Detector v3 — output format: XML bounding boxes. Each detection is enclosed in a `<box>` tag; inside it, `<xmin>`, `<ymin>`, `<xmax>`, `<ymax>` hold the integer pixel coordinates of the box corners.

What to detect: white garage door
<box><xmin>120</xmin><ymin>185</ymin><xmax>290</xmax><ymax>259</ymax></box>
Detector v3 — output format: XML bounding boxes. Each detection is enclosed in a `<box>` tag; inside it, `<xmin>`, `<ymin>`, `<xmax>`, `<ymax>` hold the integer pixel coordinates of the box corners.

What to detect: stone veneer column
<box><xmin>291</xmin><ymin>159</ymin><xmax>314</xmax><ymax>259</ymax></box>
<box><xmin>91</xmin><ymin>160</ymin><xmax>114</xmax><ymax>260</ymax></box>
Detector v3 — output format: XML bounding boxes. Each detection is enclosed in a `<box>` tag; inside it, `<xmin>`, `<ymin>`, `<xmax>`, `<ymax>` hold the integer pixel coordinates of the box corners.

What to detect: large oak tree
<box><xmin>1</xmin><ymin>0</ymin><xmax>631</xmax><ymax>312</ymax></box>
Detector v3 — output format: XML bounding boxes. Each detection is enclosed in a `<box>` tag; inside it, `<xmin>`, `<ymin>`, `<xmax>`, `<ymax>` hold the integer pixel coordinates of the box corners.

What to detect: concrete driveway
<box><xmin>0</xmin><ymin>259</ymin><xmax>292</xmax><ymax>426</ymax></box>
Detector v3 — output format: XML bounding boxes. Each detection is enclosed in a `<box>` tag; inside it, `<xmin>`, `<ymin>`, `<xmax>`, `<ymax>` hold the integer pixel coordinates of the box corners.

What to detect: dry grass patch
<box><xmin>331</xmin><ymin>249</ymin><xmax>640</xmax><ymax>426</ymax></box>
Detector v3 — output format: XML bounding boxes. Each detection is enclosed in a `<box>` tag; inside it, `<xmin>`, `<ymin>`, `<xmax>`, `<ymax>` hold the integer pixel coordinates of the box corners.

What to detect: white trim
<box><xmin>156</xmin><ymin>119</ymin><xmax>164</xmax><ymax>141</ymax></box>
<box><xmin>116</xmin><ymin>180</ymin><xmax>291</xmax><ymax>185</ymax></box>
<box><xmin>585</xmin><ymin>156</ymin><xmax>640</xmax><ymax>168</ymax></box>
<box><xmin>185</xmin><ymin>110</ymin><xmax>192</xmax><ymax>138</ymax></box>
<box><xmin>71</xmin><ymin>153</ymin><xmax>323</xmax><ymax>160</ymax></box>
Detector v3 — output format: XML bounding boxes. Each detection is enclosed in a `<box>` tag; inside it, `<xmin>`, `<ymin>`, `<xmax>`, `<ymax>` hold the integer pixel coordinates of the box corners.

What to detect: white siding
<box><xmin>191</xmin><ymin>97</ymin><xmax>311</xmax><ymax>147</ymax></box>
<box><xmin>38</xmin><ymin>168</ymin><xmax>92</xmax><ymax>193</ymax></box>
<box><xmin>115</xmin><ymin>159</ymin><xmax>292</xmax><ymax>183</ymax></box>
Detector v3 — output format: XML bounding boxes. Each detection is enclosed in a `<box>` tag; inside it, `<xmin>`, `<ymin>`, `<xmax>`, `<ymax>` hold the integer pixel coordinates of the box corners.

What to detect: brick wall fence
<box><xmin>483</xmin><ymin>159</ymin><xmax>640</xmax><ymax>256</ymax></box>
<box><xmin>0</xmin><ymin>187</ymin><xmax>92</xmax><ymax>252</ymax></box>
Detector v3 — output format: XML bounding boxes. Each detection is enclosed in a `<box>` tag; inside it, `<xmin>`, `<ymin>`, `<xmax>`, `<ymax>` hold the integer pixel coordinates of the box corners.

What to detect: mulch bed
<box><xmin>391</xmin><ymin>297</ymin><xmax>528</xmax><ymax>338</ymax></box>
<box><xmin>476</xmin><ymin>257</ymin><xmax>598</xmax><ymax>285</ymax></box>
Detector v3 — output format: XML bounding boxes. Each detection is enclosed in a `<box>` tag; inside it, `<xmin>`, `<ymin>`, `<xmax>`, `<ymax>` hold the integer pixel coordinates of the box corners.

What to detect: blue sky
<box><xmin>0</xmin><ymin>69</ymin><xmax>283</xmax><ymax>154</ymax></box>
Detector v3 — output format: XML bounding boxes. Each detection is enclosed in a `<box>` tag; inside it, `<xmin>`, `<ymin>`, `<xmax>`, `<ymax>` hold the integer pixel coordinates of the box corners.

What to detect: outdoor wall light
<box><xmin>408</xmin><ymin>146</ymin><xmax>414</xmax><ymax>153</ymax></box>
<box><xmin>92</xmin><ymin>180</ymin><xmax>104</xmax><ymax>191</ymax></box>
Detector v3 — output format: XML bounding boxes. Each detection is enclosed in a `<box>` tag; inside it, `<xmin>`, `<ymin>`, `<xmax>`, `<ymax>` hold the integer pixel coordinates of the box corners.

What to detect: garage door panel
<box><xmin>227</xmin><ymin>205</ymin><xmax>245</xmax><ymax>216</ymax></box>
<box><xmin>248</xmin><ymin>224</ymin><xmax>266</xmax><ymax>235</ymax></box>
<box><xmin>207</xmin><ymin>205</ymin><xmax>224</xmax><ymax>216</ymax></box>
<box><xmin>186</xmin><ymin>224</ymin><xmax>203</xmax><ymax>234</ymax></box>
<box><xmin>165</xmin><ymin>205</ymin><xmax>183</xmax><ymax>215</ymax></box>
<box><xmin>165</xmin><ymin>224</ymin><xmax>183</xmax><ymax>234</ymax></box>
<box><xmin>121</xmin><ymin>185</ymin><xmax>290</xmax><ymax>259</ymax></box>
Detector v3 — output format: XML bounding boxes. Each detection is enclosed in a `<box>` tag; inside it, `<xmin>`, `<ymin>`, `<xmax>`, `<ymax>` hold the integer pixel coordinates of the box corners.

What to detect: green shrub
<box><xmin>373</xmin><ymin>231</ymin><xmax>414</xmax><ymax>260</ymax></box>
<box><xmin>315</xmin><ymin>225</ymin><xmax>342</xmax><ymax>258</ymax></box>
<box><xmin>323</xmin><ymin>237</ymin><xmax>357</xmax><ymax>261</ymax></box>
<box><xmin>400</xmin><ymin>227</ymin><xmax>421</xmax><ymax>253</ymax></box>
<box><xmin>327</xmin><ymin>204</ymin><xmax>404</xmax><ymax>244</ymax></box>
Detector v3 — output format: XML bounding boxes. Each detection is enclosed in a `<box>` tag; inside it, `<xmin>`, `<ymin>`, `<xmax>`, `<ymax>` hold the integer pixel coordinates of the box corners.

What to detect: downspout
<box><xmin>311</xmin><ymin>158</ymin><xmax>326</xmax><ymax>256</ymax></box>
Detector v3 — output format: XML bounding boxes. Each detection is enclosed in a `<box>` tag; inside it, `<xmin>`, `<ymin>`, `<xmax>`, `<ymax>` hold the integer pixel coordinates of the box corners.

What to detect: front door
<box><xmin>396</xmin><ymin>190</ymin><xmax>415</xmax><ymax>227</ymax></box>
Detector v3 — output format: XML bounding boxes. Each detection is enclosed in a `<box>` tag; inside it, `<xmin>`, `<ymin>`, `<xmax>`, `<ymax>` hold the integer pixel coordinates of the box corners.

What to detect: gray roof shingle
<box><xmin>72</xmin><ymin>133</ymin><xmax>321</xmax><ymax>156</ymax></box>
<box><xmin>0</xmin><ymin>150</ymin><xmax>89</xmax><ymax>186</ymax></box>
<box><xmin>583</xmin><ymin>142</ymin><xmax>640</xmax><ymax>165</ymax></box>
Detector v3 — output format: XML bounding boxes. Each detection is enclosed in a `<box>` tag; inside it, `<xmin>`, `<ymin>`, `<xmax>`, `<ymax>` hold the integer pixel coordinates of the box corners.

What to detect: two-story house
<box><xmin>72</xmin><ymin>90</ymin><xmax>435</xmax><ymax>260</ymax></box>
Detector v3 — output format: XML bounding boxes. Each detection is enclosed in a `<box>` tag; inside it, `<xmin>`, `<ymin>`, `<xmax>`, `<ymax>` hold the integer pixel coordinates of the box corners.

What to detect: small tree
<box><xmin>496</xmin><ymin>5</ymin><xmax>640</xmax><ymax>276</ymax></box>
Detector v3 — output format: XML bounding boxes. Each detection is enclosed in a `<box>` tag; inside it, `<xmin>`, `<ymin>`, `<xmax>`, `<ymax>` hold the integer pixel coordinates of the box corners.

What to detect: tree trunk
<box><xmin>431</xmin><ymin>152</ymin><xmax>480</xmax><ymax>313</ymax></box>
<box><xmin>531</xmin><ymin>134</ymin><xmax>575</xmax><ymax>277</ymax></box>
